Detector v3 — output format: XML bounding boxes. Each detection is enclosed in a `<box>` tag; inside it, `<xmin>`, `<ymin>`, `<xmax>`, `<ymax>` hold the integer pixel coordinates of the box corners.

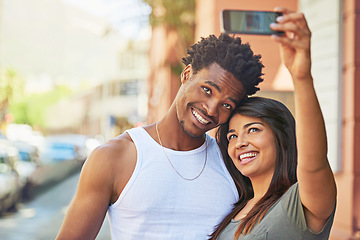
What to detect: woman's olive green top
<box><xmin>217</xmin><ymin>183</ymin><xmax>335</xmax><ymax>240</ymax></box>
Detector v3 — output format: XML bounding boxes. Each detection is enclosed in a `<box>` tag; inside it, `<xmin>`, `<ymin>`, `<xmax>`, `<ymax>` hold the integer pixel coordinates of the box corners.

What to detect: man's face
<box><xmin>176</xmin><ymin>63</ymin><xmax>246</xmax><ymax>138</ymax></box>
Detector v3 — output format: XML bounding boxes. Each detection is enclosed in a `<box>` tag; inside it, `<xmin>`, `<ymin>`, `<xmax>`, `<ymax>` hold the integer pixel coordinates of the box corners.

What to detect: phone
<box><xmin>221</xmin><ymin>10</ymin><xmax>284</xmax><ymax>35</ymax></box>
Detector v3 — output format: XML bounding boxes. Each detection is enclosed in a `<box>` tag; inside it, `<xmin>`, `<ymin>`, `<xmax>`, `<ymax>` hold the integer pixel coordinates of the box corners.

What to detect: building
<box><xmin>46</xmin><ymin>38</ymin><xmax>149</xmax><ymax>140</ymax></box>
<box><xmin>0</xmin><ymin>0</ymin><xmax>150</xmax><ymax>140</ymax></box>
<box><xmin>147</xmin><ymin>0</ymin><xmax>360</xmax><ymax>239</ymax></box>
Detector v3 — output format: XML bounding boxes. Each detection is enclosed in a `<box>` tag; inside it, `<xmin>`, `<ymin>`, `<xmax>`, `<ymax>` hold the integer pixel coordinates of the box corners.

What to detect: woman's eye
<box><xmin>248</xmin><ymin>128</ymin><xmax>259</xmax><ymax>133</ymax></box>
<box><xmin>227</xmin><ymin>134</ymin><xmax>237</xmax><ymax>141</ymax></box>
<box><xmin>203</xmin><ymin>87</ymin><xmax>211</xmax><ymax>95</ymax></box>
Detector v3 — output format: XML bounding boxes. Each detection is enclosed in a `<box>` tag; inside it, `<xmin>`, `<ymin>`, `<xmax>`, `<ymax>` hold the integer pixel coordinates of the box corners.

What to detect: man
<box><xmin>56</xmin><ymin>34</ymin><xmax>263</xmax><ymax>240</ymax></box>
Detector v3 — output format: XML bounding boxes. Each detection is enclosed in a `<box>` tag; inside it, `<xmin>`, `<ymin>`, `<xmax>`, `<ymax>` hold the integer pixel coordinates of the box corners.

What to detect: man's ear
<box><xmin>181</xmin><ymin>64</ymin><xmax>192</xmax><ymax>84</ymax></box>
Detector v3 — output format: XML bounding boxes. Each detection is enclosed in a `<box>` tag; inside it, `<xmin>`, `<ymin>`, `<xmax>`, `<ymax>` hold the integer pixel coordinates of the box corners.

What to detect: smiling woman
<box><xmin>226</xmin><ymin>113</ymin><xmax>278</xmax><ymax>180</ymax></box>
<box><xmin>213</xmin><ymin>95</ymin><xmax>335</xmax><ymax>240</ymax></box>
<box><xmin>210</xmin><ymin>9</ymin><xmax>336</xmax><ymax>240</ymax></box>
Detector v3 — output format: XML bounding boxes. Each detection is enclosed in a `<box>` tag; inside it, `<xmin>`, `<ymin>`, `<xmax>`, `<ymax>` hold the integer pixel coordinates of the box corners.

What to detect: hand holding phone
<box><xmin>221</xmin><ymin>10</ymin><xmax>284</xmax><ymax>35</ymax></box>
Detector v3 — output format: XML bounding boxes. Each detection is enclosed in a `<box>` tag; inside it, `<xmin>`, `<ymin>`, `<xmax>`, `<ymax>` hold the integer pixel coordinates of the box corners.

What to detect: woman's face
<box><xmin>226</xmin><ymin>114</ymin><xmax>277</xmax><ymax>181</ymax></box>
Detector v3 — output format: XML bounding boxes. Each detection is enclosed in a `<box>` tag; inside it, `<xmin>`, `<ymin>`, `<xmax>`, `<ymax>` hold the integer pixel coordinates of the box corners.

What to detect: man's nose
<box><xmin>203</xmin><ymin>100</ymin><xmax>218</xmax><ymax>117</ymax></box>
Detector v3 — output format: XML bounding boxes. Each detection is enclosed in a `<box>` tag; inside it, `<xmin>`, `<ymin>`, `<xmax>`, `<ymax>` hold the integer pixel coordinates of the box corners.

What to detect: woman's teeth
<box><xmin>240</xmin><ymin>152</ymin><xmax>257</xmax><ymax>161</ymax></box>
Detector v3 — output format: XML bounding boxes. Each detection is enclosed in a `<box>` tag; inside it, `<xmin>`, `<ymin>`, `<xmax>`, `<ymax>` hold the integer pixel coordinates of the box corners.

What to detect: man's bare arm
<box><xmin>56</xmin><ymin>134</ymin><xmax>137</xmax><ymax>240</ymax></box>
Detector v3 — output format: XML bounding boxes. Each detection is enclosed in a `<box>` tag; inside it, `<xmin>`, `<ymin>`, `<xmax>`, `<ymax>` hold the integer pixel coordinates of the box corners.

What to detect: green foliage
<box><xmin>9</xmin><ymin>85</ymin><xmax>72</xmax><ymax>129</ymax></box>
<box><xmin>170</xmin><ymin>62</ymin><xmax>185</xmax><ymax>77</ymax></box>
<box><xmin>142</xmin><ymin>0</ymin><xmax>195</xmax><ymax>78</ymax></box>
<box><xmin>143</xmin><ymin>0</ymin><xmax>195</xmax><ymax>43</ymax></box>
<box><xmin>0</xmin><ymin>69</ymin><xmax>24</xmax><ymax>112</ymax></box>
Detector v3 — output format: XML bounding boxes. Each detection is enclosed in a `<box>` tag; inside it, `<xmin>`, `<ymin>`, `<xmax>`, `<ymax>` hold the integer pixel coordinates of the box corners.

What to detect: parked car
<box><xmin>41</xmin><ymin>141</ymin><xmax>82</xmax><ymax>162</ymax></box>
<box><xmin>39</xmin><ymin>134</ymin><xmax>101</xmax><ymax>163</ymax></box>
<box><xmin>12</xmin><ymin>141</ymin><xmax>40</xmax><ymax>166</ymax></box>
<box><xmin>0</xmin><ymin>151</ymin><xmax>22</xmax><ymax>214</ymax></box>
<box><xmin>11</xmin><ymin>141</ymin><xmax>40</xmax><ymax>198</ymax></box>
<box><xmin>0</xmin><ymin>139</ymin><xmax>38</xmax><ymax>187</ymax></box>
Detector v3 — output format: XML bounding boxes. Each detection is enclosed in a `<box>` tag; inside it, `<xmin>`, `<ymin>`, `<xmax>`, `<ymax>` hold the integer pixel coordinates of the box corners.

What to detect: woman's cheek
<box><xmin>227</xmin><ymin>142</ymin><xmax>235</xmax><ymax>159</ymax></box>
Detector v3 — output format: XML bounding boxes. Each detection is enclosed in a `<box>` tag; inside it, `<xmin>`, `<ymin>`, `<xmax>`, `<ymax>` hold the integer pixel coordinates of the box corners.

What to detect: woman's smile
<box><xmin>237</xmin><ymin>151</ymin><xmax>259</xmax><ymax>165</ymax></box>
<box><xmin>227</xmin><ymin>114</ymin><xmax>277</xmax><ymax>179</ymax></box>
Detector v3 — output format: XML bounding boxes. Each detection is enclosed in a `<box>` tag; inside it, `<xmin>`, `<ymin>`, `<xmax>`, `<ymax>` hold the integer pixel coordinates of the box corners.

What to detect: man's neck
<box><xmin>153</xmin><ymin>116</ymin><xmax>206</xmax><ymax>151</ymax></box>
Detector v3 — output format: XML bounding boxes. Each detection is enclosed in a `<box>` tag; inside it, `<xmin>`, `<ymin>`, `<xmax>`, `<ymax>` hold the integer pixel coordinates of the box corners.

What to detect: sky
<box><xmin>61</xmin><ymin>0</ymin><xmax>152</xmax><ymax>39</ymax></box>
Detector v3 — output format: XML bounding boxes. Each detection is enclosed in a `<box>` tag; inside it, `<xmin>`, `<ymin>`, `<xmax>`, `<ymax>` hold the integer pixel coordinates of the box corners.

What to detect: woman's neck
<box><xmin>250</xmin><ymin>174</ymin><xmax>273</xmax><ymax>201</ymax></box>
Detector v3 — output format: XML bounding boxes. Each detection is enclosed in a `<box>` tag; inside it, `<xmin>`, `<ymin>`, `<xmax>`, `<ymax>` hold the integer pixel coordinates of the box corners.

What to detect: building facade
<box><xmin>147</xmin><ymin>0</ymin><xmax>360</xmax><ymax>239</ymax></box>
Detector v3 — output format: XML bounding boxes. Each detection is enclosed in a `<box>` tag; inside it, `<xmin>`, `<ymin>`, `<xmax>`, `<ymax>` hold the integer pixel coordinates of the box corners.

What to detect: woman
<box><xmin>211</xmin><ymin>8</ymin><xmax>337</xmax><ymax>240</ymax></box>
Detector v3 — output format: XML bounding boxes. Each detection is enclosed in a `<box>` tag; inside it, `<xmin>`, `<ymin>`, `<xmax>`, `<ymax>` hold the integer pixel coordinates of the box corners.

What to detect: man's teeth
<box><xmin>193</xmin><ymin>110</ymin><xmax>210</xmax><ymax>124</ymax></box>
<box><xmin>240</xmin><ymin>152</ymin><xmax>257</xmax><ymax>160</ymax></box>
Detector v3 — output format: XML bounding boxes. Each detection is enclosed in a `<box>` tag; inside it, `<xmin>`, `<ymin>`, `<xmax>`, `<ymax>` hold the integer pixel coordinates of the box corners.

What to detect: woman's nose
<box><xmin>235</xmin><ymin>136</ymin><xmax>249</xmax><ymax>149</ymax></box>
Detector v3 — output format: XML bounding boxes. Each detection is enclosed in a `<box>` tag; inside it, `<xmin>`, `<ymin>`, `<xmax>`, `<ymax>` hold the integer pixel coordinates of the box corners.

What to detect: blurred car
<box><xmin>0</xmin><ymin>151</ymin><xmax>22</xmax><ymax>214</ymax></box>
<box><xmin>41</xmin><ymin>141</ymin><xmax>82</xmax><ymax>162</ymax></box>
<box><xmin>39</xmin><ymin>134</ymin><xmax>101</xmax><ymax>163</ymax></box>
<box><xmin>0</xmin><ymin>139</ymin><xmax>37</xmax><ymax>187</ymax></box>
<box><xmin>11</xmin><ymin>141</ymin><xmax>40</xmax><ymax>198</ymax></box>
<box><xmin>12</xmin><ymin>141</ymin><xmax>40</xmax><ymax>166</ymax></box>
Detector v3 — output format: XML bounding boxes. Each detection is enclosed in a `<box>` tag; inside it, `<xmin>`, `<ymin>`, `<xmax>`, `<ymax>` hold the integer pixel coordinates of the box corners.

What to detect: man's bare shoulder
<box><xmin>89</xmin><ymin>132</ymin><xmax>135</xmax><ymax>165</ymax></box>
<box><xmin>80</xmin><ymin>132</ymin><xmax>137</xmax><ymax>203</ymax></box>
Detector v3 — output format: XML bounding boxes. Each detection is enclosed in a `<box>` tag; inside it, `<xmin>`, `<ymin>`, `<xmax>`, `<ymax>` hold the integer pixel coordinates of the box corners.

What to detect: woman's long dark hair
<box><xmin>210</xmin><ymin>97</ymin><xmax>298</xmax><ymax>239</ymax></box>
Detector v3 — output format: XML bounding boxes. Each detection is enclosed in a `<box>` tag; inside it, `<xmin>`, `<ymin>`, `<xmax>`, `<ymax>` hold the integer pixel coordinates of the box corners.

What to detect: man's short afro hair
<box><xmin>182</xmin><ymin>34</ymin><xmax>264</xmax><ymax>96</ymax></box>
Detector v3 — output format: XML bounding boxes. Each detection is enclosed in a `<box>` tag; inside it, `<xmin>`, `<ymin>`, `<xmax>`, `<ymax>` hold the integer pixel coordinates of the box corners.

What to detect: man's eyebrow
<box><xmin>205</xmin><ymin>81</ymin><xmax>220</xmax><ymax>92</ymax></box>
<box><xmin>229</xmin><ymin>97</ymin><xmax>239</xmax><ymax>106</ymax></box>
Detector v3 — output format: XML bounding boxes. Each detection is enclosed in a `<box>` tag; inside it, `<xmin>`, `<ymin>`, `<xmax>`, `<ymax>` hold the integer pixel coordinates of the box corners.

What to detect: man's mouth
<box><xmin>192</xmin><ymin>108</ymin><xmax>210</xmax><ymax>125</ymax></box>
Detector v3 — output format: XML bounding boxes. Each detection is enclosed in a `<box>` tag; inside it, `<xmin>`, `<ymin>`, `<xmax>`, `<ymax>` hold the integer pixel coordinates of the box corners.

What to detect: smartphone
<box><xmin>221</xmin><ymin>10</ymin><xmax>284</xmax><ymax>35</ymax></box>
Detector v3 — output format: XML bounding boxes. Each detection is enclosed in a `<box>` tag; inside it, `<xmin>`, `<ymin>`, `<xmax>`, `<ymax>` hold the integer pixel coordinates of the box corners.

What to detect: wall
<box><xmin>194</xmin><ymin>0</ymin><xmax>360</xmax><ymax>239</ymax></box>
<box><xmin>333</xmin><ymin>0</ymin><xmax>360</xmax><ymax>239</ymax></box>
<box><xmin>146</xmin><ymin>25</ymin><xmax>184</xmax><ymax>124</ymax></box>
<box><xmin>195</xmin><ymin>0</ymin><xmax>297</xmax><ymax>92</ymax></box>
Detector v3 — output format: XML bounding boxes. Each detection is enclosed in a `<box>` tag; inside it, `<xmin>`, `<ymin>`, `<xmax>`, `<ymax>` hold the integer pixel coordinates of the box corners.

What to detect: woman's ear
<box><xmin>181</xmin><ymin>64</ymin><xmax>192</xmax><ymax>84</ymax></box>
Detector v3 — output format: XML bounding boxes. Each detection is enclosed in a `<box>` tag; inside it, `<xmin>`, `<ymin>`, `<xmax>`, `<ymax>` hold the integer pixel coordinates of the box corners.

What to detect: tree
<box><xmin>143</xmin><ymin>0</ymin><xmax>195</xmax><ymax>76</ymax></box>
<box><xmin>9</xmin><ymin>85</ymin><xmax>72</xmax><ymax>130</ymax></box>
<box><xmin>141</xmin><ymin>0</ymin><xmax>196</xmax><ymax>123</ymax></box>
<box><xmin>143</xmin><ymin>0</ymin><xmax>195</xmax><ymax>45</ymax></box>
<box><xmin>0</xmin><ymin>68</ymin><xmax>24</xmax><ymax>122</ymax></box>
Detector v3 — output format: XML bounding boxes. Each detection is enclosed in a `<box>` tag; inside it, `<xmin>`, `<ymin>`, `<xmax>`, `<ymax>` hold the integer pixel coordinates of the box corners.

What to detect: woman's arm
<box><xmin>271</xmin><ymin>8</ymin><xmax>337</xmax><ymax>233</ymax></box>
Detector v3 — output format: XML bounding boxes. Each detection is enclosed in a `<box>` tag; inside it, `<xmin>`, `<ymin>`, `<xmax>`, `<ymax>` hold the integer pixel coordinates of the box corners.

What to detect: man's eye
<box><xmin>223</xmin><ymin>103</ymin><xmax>232</xmax><ymax>110</ymax></box>
<box><xmin>203</xmin><ymin>87</ymin><xmax>211</xmax><ymax>95</ymax></box>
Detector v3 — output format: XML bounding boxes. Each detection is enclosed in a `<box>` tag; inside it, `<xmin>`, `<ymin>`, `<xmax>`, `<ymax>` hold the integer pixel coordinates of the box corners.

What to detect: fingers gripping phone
<box><xmin>221</xmin><ymin>10</ymin><xmax>284</xmax><ymax>35</ymax></box>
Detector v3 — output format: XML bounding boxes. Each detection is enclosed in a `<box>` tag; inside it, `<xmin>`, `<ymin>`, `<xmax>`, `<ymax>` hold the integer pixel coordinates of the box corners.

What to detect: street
<box><xmin>0</xmin><ymin>170</ymin><xmax>111</xmax><ymax>240</ymax></box>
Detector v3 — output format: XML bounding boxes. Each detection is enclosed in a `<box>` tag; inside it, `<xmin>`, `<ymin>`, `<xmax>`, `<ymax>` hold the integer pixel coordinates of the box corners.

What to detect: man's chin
<box><xmin>179</xmin><ymin>122</ymin><xmax>208</xmax><ymax>139</ymax></box>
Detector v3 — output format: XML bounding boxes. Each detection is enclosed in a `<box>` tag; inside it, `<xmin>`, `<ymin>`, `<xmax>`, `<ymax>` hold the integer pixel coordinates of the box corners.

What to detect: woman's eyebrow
<box><xmin>227</xmin><ymin>129</ymin><xmax>235</xmax><ymax>134</ymax></box>
<box><xmin>244</xmin><ymin>122</ymin><xmax>264</xmax><ymax>129</ymax></box>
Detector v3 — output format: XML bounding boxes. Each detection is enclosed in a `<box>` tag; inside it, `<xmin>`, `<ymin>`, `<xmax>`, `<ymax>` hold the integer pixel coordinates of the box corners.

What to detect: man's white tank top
<box><xmin>108</xmin><ymin>127</ymin><xmax>238</xmax><ymax>239</ymax></box>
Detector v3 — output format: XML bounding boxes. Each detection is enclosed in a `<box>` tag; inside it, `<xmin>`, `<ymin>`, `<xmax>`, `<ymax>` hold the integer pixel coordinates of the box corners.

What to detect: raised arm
<box><xmin>56</xmin><ymin>135</ymin><xmax>136</xmax><ymax>240</ymax></box>
<box><xmin>271</xmin><ymin>8</ymin><xmax>337</xmax><ymax>232</ymax></box>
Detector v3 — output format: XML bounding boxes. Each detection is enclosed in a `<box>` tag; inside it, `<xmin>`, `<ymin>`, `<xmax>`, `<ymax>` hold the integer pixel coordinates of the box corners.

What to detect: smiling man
<box><xmin>56</xmin><ymin>34</ymin><xmax>264</xmax><ymax>240</ymax></box>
